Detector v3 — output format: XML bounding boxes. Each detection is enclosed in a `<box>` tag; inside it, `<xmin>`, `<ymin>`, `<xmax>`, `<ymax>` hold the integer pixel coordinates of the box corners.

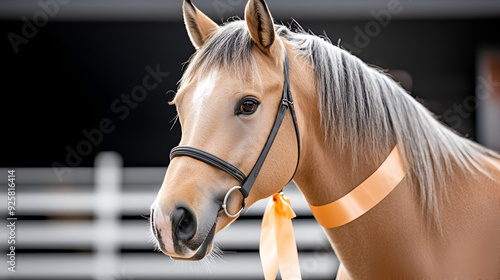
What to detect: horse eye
<box><xmin>236</xmin><ymin>98</ymin><xmax>260</xmax><ymax>115</ymax></box>
<box><xmin>241</xmin><ymin>100</ymin><xmax>257</xmax><ymax>112</ymax></box>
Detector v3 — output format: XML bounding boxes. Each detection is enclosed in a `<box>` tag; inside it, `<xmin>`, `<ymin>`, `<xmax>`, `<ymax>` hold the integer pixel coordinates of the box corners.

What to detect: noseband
<box><xmin>170</xmin><ymin>48</ymin><xmax>301</xmax><ymax>218</ymax></box>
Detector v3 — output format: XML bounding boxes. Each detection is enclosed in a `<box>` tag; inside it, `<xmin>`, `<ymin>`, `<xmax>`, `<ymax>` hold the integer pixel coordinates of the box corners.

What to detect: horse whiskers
<box><xmin>144</xmin><ymin>214</ymin><xmax>162</xmax><ymax>253</ymax></box>
<box><xmin>200</xmin><ymin>244</ymin><xmax>225</xmax><ymax>271</ymax></box>
<box><xmin>209</xmin><ymin>244</ymin><xmax>224</xmax><ymax>260</ymax></box>
<box><xmin>146</xmin><ymin>224</ymin><xmax>162</xmax><ymax>252</ymax></box>
<box><xmin>169</xmin><ymin>114</ymin><xmax>179</xmax><ymax>130</ymax></box>
<box><xmin>168</xmin><ymin>244</ymin><xmax>223</xmax><ymax>273</ymax></box>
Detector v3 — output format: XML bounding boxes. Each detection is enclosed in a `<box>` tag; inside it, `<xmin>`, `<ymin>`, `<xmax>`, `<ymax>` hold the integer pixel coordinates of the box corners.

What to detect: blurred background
<box><xmin>1</xmin><ymin>0</ymin><xmax>499</xmax><ymax>279</ymax></box>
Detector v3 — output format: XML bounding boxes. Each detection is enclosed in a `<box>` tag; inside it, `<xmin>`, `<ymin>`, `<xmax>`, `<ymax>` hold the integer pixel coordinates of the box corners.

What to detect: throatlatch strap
<box><xmin>309</xmin><ymin>145</ymin><xmax>407</xmax><ymax>228</ymax></box>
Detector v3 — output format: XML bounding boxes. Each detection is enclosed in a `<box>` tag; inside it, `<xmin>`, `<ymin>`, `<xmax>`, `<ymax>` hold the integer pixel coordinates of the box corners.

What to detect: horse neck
<box><xmin>286</xmin><ymin>45</ymin><xmax>500</xmax><ymax>278</ymax></box>
<box><xmin>289</xmin><ymin>52</ymin><xmax>436</xmax><ymax>277</ymax></box>
<box><xmin>289</xmin><ymin>53</ymin><xmax>397</xmax><ymax>206</ymax></box>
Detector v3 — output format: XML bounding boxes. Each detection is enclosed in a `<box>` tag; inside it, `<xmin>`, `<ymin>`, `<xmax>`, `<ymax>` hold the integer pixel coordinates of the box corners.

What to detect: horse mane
<box><xmin>179</xmin><ymin>20</ymin><xmax>500</xmax><ymax>226</ymax></box>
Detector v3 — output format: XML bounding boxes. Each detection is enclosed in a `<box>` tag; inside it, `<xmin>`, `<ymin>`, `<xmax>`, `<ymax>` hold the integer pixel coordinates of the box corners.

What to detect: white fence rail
<box><xmin>0</xmin><ymin>152</ymin><xmax>338</xmax><ymax>279</ymax></box>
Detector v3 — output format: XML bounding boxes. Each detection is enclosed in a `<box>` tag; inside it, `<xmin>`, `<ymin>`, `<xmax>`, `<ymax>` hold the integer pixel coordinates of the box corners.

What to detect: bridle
<box><xmin>170</xmin><ymin>48</ymin><xmax>301</xmax><ymax>218</ymax></box>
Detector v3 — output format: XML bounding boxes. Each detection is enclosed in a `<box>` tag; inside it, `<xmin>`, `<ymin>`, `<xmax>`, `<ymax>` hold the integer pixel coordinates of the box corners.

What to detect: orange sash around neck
<box><xmin>259</xmin><ymin>145</ymin><xmax>406</xmax><ymax>279</ymax></box>
<box><xmin>309</xmin><ymin>144</ymin><xmax>407</xmax><ymax>228</ymax></box>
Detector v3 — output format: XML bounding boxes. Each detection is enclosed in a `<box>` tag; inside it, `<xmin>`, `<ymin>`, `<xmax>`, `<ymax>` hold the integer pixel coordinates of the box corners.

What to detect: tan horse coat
<box><xmin>151</xmin><ymin>0</ymin><xmax>500</xmax><ymax>278</ymax></box>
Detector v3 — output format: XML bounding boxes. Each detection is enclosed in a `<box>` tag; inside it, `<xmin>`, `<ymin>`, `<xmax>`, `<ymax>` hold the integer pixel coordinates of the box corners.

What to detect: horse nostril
<box><xmin>172</xmin><ymin>207</ymin><xmax>197</xmax><ymax>242</ymax></box>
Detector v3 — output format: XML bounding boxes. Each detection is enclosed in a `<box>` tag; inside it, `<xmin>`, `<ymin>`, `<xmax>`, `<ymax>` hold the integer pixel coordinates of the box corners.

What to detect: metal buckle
<box><xmin>281</xmin><ymin>99</ymin><xmax>293</xmax><ymax>107</ymax></box>
<box><xmin>221</xmin><ymin>186</ymin><xmax>244</xmax><ymax>218</ymax></box>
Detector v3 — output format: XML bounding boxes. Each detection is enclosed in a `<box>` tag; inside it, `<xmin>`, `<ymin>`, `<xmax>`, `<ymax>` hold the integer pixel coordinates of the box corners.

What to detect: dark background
<box><xmin>2</xmin><ymin>6</ymin><xmax>500</xmax><ymax>167</ymax></box>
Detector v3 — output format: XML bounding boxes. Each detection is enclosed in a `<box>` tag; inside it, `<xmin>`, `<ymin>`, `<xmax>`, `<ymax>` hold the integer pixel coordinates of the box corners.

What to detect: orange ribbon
<box><xmin>309</xmin><ymin>144</ymin><xmax>406</xmax><ymax>228</ymax></box>
<box><xmin>258</xmin><ymin>145</ymin><xmax>407</xmax><ymax>279</ymax></box>
<box><xmin>260</xmin><ymin>193</ymin><xmax>302</xmax><ymax>280</ymax></box>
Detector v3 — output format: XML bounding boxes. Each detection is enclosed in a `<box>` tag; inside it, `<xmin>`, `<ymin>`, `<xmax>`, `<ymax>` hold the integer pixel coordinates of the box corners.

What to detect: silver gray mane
<box><xmin>180</xmin><ymin>21</ymin><xmax>500</xmax><ymax>226</ymax></box>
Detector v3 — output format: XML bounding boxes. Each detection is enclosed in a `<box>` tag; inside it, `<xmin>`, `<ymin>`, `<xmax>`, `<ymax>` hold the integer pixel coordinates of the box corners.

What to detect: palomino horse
<box><xmin>150</xmin><ymin>0</ymin><xmax>500</xmax><ymax>278</ymax></box>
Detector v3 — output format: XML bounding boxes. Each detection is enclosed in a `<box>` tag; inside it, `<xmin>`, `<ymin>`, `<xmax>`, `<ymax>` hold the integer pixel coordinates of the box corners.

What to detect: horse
<box><xmin>150</xmin><ymin>0</ymin><xmax>500</xmax><ymax>278</ymax></box>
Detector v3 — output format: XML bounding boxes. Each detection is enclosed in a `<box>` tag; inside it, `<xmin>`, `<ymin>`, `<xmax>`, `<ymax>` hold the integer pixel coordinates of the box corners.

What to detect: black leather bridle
<box><xmin>170</xmin><ymin>48</ymin><xmax>301</xmax><ymax>218</ymax></box>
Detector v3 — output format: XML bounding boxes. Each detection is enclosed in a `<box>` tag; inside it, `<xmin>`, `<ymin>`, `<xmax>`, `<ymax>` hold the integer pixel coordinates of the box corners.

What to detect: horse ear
<box><xmin>245</xmin><ymin>0</ymin><xmax>276</xmax><ymax>53</ymax></box>
<box><xmin>183</xmin><ymin>0</ymin><xmax>219</xmax><ymax>49</ymax></box>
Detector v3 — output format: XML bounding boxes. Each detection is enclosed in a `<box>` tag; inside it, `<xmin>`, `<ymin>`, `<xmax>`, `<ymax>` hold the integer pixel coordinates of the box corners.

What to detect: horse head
<box><xmin>150</xmin><ymin>0</ymin><xmax>303</xmax><ymax>260</ymax></box>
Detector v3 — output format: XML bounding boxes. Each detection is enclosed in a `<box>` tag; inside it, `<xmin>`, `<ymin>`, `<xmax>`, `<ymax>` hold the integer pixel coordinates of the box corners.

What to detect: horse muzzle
<box><xmin>150</xmin><ymin>202</ymin><xmax>218</xmax><ymax>260</ymax></box>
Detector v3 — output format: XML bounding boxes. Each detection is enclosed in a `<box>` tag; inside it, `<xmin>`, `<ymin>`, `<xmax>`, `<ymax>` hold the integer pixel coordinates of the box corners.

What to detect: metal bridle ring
<box><xmin>221</xmin><ymin>186</ymin><xmax>244</xmax><ymax>218</ymax></box>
